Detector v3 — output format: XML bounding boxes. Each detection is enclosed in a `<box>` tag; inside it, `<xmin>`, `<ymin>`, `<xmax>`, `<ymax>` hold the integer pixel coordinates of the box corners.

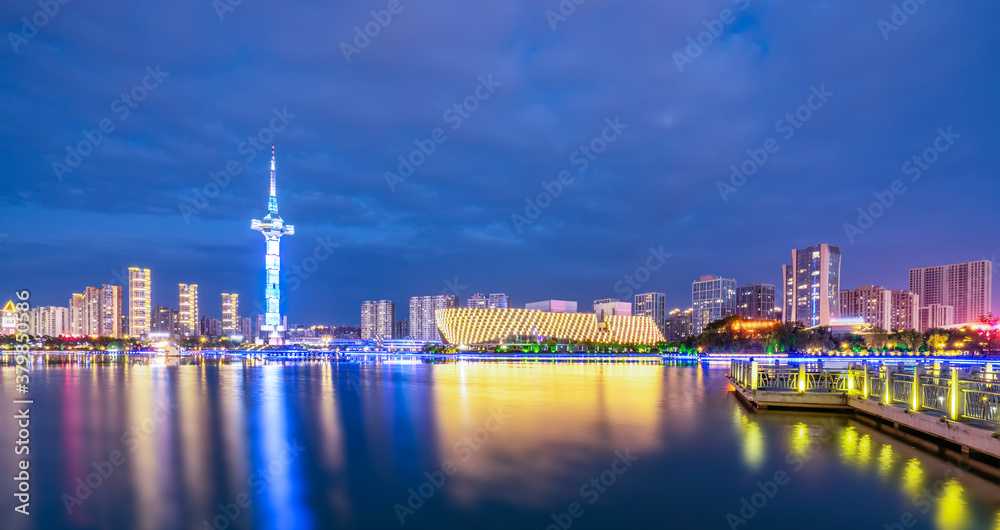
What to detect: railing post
<box><xmin>863</xmin><ymin>364</ymin><xmax>870</xmax><ymax>399</ymax></box>
<box><xmin>848</xmin><ymin>366</ymin><xmax>855</xmax><ymax>394</ymax></box>
<box><xmin>884</xmin><ymin>364</ymin><xmax>893</xmax><ymax>405</ymax></box>
<box><xmin>750</xmin><ymin>361</ymin><xmax>759</xmax><ymax>391</ymax></box>
<box><xmin>798</xmin><ymin>363</ymin><xmax>806</xmax><ymax>393</ymax></box>
<box><xmin>950</xmin><ymin>368</ymin><xmax>964</xmax><ymax>421</ymax></box>
<box><xmin>912</xmin><ymin>364</ymin><xmax>923</xmax><ymax>411</ymax></box>
<box><xmin>986</xmin><ymin>362</ymin><xmax>994</xmax><ymax>382</ymax></box>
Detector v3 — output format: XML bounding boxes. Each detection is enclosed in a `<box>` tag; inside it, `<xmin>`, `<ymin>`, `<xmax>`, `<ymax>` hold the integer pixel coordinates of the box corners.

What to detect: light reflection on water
<box><xmin>0</xmin><ymin>360</ymin><xmax>997</xmax><ymax>529</ymax></box>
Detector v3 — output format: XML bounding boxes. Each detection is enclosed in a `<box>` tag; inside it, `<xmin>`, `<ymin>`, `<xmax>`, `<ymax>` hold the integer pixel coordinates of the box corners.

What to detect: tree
<box><xmin>927</xmin><ymin>332</ymin><xmax>949</xmax><ymax>352</ymax></box>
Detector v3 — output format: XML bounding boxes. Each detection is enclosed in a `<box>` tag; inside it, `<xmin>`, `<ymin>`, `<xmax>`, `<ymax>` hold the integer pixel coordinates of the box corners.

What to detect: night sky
<box><xmin>2</xmin><ymin>1</ymin><xmax>998</xmax><ymax>325</ymax></box>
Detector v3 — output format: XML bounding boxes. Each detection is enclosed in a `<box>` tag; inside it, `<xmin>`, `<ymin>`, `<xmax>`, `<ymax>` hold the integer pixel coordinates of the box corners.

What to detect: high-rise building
<box><xmin>593</xmin><ymin>298</ymin><xmax>632</xmax><ymax>323</ymax></box>
<box><xmin>200</xmin><ymin>316</ymin><xmax>222</xmax><ymax>340</ymax></box>
<box><xmin>918</xmin><ymin>304</ymin><xmax>955</xmax><ymax>331</ymax></box>
<box><xmin>489</xmin><ymin>293</ymin><xmax>511</xmax><ymax>309</ymax></box>
<box><xmin>736</xmin><ymin>284</ymin><xmax>777</xmax><ymax>321</ymax></box>
<box><xmin>667</xmin><ymin>309</ymin><xmax>694</xmax><ymax>341</ymax></box>
<box><xmin>395</xmin><ymin>318</ymin><xmax>409</xmax><ymax>339</ymax></box>
<box><xmin>692</xmin><ymin>276</ymin><xmax>737</xmax><ymax>334</ymax></box>
<box><xmin>782</xmin><ymin>244</ymin><xmax>842</xmax><ymax>327</ymax></box>
<box><xmin>68</xmin><ymin>293</ymin><xmax>85</xmax><ymax>335</ymax></box>
<box><xmin>222</xmin><ymin>293</ymin><xmax>240</xmax><ymax>338</ymax></box>
<box><xmin>127</xmin><ymin>267</ymin><xmax>152</xmax><ymax>338</ymax></box>
<box><xmin>151</xmin><ymin>305</ymin><xmax>181</xmax><ymax>338</ymax></box>
<box><xmin>409</xmin><ymin>295</ymin><xmax>458</xmax><ymax>341</ymax></box>
<box><xmin>361</xmin><ymin>300</ymin><xmax>396</xmax><ymax>339</ymax></box>
<box><xmin>179</xmin><ymin>284</ymin><xmax>200</xmax><ymax>337</ymax></box>
<box><xmin>239</xmin><ymin>316</ymin><xmax>253</xmax><ymax>339</ymax></box>
<box><xmin>634</xmin><ymin>293</ymin><xmax>666</xmax><ymax>336</ymax></box>
<box><xmin>83</xmin><ymin>286</ymin><xmax>102</xmax><ymax>336</ymax></box>
<box><xmin>890</xmin><ymin>290</ymin><xmax>920</xmax><ymax>331</ymax></box>
<box><xmin>251</xmin><ymin>145</ymin><xmax>295</xmax><ymax>346</ymax></box>
<box><xmin>467</xmin><ymin>293</ymin><xmax>512</xmax><ymax>309</ymax></box>
<box><xmin>30</xmin><ymin>306</ymin><xmax>69</xmax><ymax>337</ymax></box>
<box><xmin>524</xmin><ymin>300</ymin><xmax>578</xmax><ymax>313</ymax></box>
<box><xmin>909</xmin><ymin>260</ymin><xmax>992</xmax><ymax>325</ymax></box>
<box><xmin>466</xmin><ymin>293</ymin><xmax>489</xmax><ymax>309</ymax></box>
<box><xmin>100</xmin><ymin>284</ymin><xmax>124</xmax><ymax>338</ymax></box>
<box><xmin>840</xmin><ymin>285</ymin><xmax>892</xmax><ymax>330</ymax></box>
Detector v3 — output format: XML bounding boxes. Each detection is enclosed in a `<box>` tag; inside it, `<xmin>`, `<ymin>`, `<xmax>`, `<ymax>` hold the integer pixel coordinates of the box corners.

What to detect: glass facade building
<box><xmin>691</xmin><ymin>276</ymin><xmax>737</xmax><ymax>335</ymax></box>
<box><xmin>782</xmin><ymin>244</ymin><xmax>842</xmax><ymax>327</ymax></box>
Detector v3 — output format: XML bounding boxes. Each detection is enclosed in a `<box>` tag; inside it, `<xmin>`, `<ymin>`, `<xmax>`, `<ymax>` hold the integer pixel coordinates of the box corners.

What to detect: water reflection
<box><xmin>733</xmin><ymin>406</ymin><xmax>764</xmax><ymax>470</ymax></box>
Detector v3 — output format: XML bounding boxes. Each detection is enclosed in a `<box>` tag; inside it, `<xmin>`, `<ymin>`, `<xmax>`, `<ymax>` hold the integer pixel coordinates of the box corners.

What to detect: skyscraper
<box><xmin>151</xmin><ymin>305</ymin><xmax>181</xmax><ymax>338</ymax></box>
<box><xmin>909</xmin><ymin>260</ymin><xmax>992</xmax><ymax>325</ymax></box>
<box><xmin>30</xmin><ymin>306</ymin><xmax>69</xmax><ymax>337</ymax></box>
<box><xmin>251</xmin><ymin>146</ymin><xmax>295</xmax><ymax>346</ymax></box>
<box><xmin>692</xmin><ymin>275</ymin><xmax>737</xmax><ymax>334</ymax></box>
<box><xmin>488</xmin><ymin>293</ymin><xmax>511</xmax><ymax>309</ymax></box>
<box><xmin>127</xmin><ymin>267</ymin><xmax>151</xmax><ymax>338</ymax></box>
<box><xmin>361</xmin><ymin>300</ymin><xmax>396</xmax><ymax>339</ymax></box>
<box><xmin>890</xmin><ymin>290</ymin><xmax>920</xmax><ymax>331</ymax></box>
<box><xmin>179</xmin><ymin>284</ymin><xmax>200</xmax><ymax>337</ymax></box>
<box><xmin>667</xmin><ymin>309</ymin><xmax>694</xmax><ymax>341</ymax></box>
<box><xmin>634</xmin><ymin>292</ymin><xmax>666</xmax><ymax>336</ymax></box>
<box><xmin>68</xmin><ymin>293</ymin><xmax>85</xmax><ymax>335</ymax></box>
<box><xmin>409</xmin><ymin>295</ymin><xmax>458</xmax><ymax>341</ymax></box>
<box><xmin>83</xmin><ymin>286</ymin><xmax>101</xmax><ymax>336</ymax></box>
<box><xmin>395</xmin><ymin>318</ymin><xmax>409</xmax><ymax>339</ymax></box>
<box><xmin>222</xmin><ymin>293</ymin><xmax>239</xmax><ymax>338</ymax></box>
<box><xmin>736</xmin><ymin>284</ymin><xmax>777</xmax><ymax>321</ymax></box>
<box><xmin>466</xmin><ymin>293</ymin><xmax>489</xmax><ymax>309</ymax></box>
<box><xmin>782</xmin><ymin>244</ymin><xmax>842</xmax><ymax>327</ymax></box>
<box><xmin>100</xmin><ymin>284</ymin><xmax>124</xmax><ymax>338</ymax></box>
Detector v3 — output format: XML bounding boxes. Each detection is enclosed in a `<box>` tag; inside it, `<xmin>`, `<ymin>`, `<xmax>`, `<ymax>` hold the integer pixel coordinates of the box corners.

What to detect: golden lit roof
<box><xmin>2</xmin><ymin>300</ymin><xmax>15</xmax><ymax>312</ymax></box>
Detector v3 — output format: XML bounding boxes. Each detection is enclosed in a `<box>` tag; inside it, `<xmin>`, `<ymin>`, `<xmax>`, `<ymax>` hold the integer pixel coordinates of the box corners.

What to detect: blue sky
<box><xmin>2</xmin><ymin>0</ymin><xmax>998</xmax><ymax>324</ymax></box>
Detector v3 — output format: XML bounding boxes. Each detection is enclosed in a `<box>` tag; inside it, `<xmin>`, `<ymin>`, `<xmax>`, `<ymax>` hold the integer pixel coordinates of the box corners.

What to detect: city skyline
<box><xmin>3</xmin><ymin>3</ymin><xmax>1000</xmax><ymax>325</ymax></box>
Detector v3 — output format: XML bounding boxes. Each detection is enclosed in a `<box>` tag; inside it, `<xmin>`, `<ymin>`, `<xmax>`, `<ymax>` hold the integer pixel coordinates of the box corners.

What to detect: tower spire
<box><xmin>268</xmin><ymin>144</ymin><xmax>278</xmax><ymax>213</ymax></box>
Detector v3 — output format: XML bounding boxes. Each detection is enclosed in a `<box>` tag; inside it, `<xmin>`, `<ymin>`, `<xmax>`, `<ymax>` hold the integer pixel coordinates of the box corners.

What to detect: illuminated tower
<box><xmin>251</xmin><ymin>145</ymin><xmax>294</xmax><ymax>346</ymax></box>
<box><xmin>127</xmin><ymin>267</ymin><xmax>151</xmax><ymax>338</ymax></box>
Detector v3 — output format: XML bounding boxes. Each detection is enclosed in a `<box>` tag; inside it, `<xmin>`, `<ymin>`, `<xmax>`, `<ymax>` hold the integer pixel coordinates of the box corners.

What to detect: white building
<box><xmin>889</xmin><ymin>290</ymin><xmax>920</xmax><ymax>331</ymax></box>
<box><xmin>409</xmin><ymin>295</ymin><xmax>458</xmax><ymax>341</ymax></box>
<box><xmin>909</xmin><ymin>260</ymin><xmax>992</xmax><ymax>325</ymax></box>
<box><xmin>128</xmin><ymin>267</ymin><xmax>152</xmax><ymax>338</ymax></box>
<box><xmin>361</xmin><ymin>300</ymin><xmax>396</xmax><ymax>339</ymax></box>
<box><xmin>593</xmin><ymin>298</ymin><xmax>632</xmax><ymax>323</ymax></box>
<box><xmin>918</xmin><ymin>304</ymin><xmax>955</xmax><ymax>331</ymax></box>
<box><xmin>840</xmin><ymin>285</ymin><xmax>892</xmax><ymax>330</ymax></box>
<box><xmin>525</xmin><ymin>300</ymin><xmax>578</xmax><ymax>313</ymax></box>
<box><xmin>634</xmin><ymin>292</ymin><xmax>666</xmax><ymax>335</ymax></box>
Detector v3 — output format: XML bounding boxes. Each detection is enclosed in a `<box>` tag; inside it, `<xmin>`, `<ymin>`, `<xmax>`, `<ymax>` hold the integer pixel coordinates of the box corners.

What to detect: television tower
<box><xmin>251</xmin><ymin>145</ymin><xmax>294</xmax><ymax>346</ymax></box>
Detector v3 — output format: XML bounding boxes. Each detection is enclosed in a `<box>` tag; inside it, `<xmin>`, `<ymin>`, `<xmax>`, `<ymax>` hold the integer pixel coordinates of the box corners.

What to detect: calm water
<box><xmin>1</xmin><ymin>360</ymin><xmax>999</xmax><ymax>530</ymax></box>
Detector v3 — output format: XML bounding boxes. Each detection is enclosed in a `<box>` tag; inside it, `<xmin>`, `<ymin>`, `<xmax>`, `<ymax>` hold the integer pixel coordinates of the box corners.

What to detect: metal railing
<box><xmin>729</xmin><ymin>359</ymin><xmax>1000</xmax><ymax>428</ymax></box>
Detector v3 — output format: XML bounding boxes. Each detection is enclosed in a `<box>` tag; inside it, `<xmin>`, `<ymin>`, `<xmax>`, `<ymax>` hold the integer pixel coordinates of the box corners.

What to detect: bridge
<box><xmin>729</xmin><ymin>359</ymin><xmax>1000</xmax><ymax>462</ymax></box>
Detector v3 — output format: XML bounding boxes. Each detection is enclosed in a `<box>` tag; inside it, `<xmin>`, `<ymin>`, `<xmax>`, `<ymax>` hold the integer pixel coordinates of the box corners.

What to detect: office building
<box><xmin>736</xmin><ymin>284</ymin><xmax>777</xmax><ymax>321</ymax></box>
<box><xmin>361</xmin><ymin>300</ymin><xmax>396</xmax><ymax>339</ymax></box>
<box><xmin>839</xmin><ymin>285</ymin><xmax>892</xmax><ymax>330</ymax></box>
<box><xmin>634</xmin><ymin>293</ymin><xmax>666</xmax><ymax>335</ymax></box>
<box><xmin>782</xmin><ymin>244</ymin><xmax>842</xmax><ymax>327</ymax></box>
<box><xmin>525</xmin><ymin>300</ymin><xmax>578</xmax><ymax>313</ymax></box>
<box><xmin>127</xmin><ymin>267</ymin><xmax>152</xmax><ymax>338</ymax></box>
<box><xmin>436</xmin><ymin>308</ymin><xmax>664</xmax><ymax>346</ymax></box>
<box><xmin>409</xmin><ymin>295</ymin><xmax>458</xmax><ymax>341</ymax></box>
<box><xmin>889</xmin><ymin>290</ymin><xmax>920</xmax><ymax>331</ymax></box>
<box><xmin>151</xmin><ymin>306</ymin><xmax>181</xmax><ymax>338</ymax></box>
<box><xmin>222</xmin><ymin>293</ymin><xmax>239</xmax><ymax>338</ymax></box>
<box><xmin>667</xmin><ymin>309</ymin><xmax>694</xmax><ymax>341</ymax></box>
<box><xmin>593</xmin><ymin>298</ymin><xmax>632</xmax><ymax>323</ymax></box>
<box><xmin>918</xmin><ymin>304</ymin><xmax>955</xmax><ymax>331</ymax></box>
<box><xmin>692</xmin><ymin>275</ymin><xmax>737</xmax><ymax>335</ymax></box>
<box><xmin>909</xmin><ymin>260</ymin><xmax>992</xmax><ymax>325</ymax></box>
<box><xmin>179</xmin><ymin>284</ymin><xmax>200</xmax><ymax>337</ymax></box>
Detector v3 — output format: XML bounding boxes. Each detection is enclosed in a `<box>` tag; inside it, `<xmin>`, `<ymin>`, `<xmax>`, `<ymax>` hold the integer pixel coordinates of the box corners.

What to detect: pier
<box><xmin>729</xmin><ymin>359</ymin><xmax>1000</xmax><ymax>462</ymax></box>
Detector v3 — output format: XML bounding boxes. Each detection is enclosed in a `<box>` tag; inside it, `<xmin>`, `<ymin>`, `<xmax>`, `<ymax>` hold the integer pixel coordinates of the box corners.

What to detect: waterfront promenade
<box><xmin>728</xmin><ymin>359</ymin><xmax>1000</xmax><ymax>463</ymax></box>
